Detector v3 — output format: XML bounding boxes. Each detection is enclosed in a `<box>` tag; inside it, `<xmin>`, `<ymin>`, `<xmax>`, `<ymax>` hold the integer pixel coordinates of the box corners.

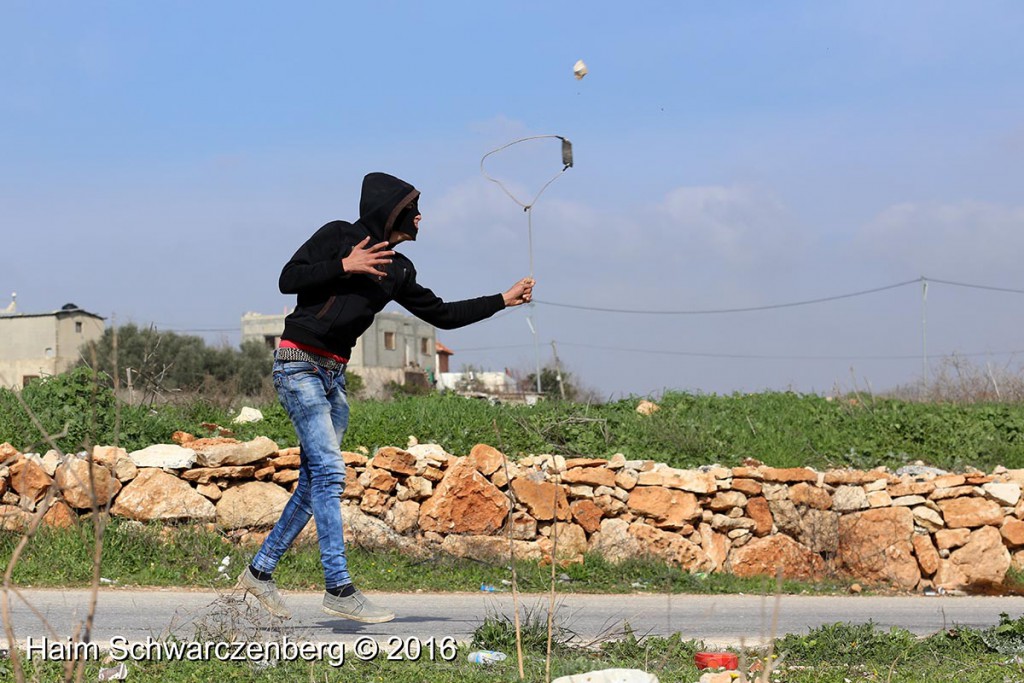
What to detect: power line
<box><xmin>534</xmin><ymin>275</ymin><xmax>1024</xmax><ymax>315</ymax></box>
<box><xmin>534</xmin><ymin>278</ymin><xmax>921</xmax><ymax>314</ymax></box>
<box><xmin>557</xmin><ymin>341</ymin><xmax>1024</xmax><ymax>362</ymax></box>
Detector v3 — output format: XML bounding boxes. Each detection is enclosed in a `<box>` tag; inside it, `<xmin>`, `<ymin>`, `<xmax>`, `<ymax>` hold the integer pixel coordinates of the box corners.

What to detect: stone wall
<box><xmin>1</xmin><ymin>436</ymin><xmax>1022</xmax><ymax>592</ymax></box>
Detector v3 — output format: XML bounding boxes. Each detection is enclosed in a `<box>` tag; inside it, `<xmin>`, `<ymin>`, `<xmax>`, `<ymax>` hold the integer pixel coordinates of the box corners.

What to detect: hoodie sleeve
<box><xmin>278</xmin><ymin>222</ymin><xmax>353</xmax><ymax>294</ymax></box>
<box><xmin>395</xmin><ymin>264</ymin><xmax>506</xmax><ymax>330</ymax></box>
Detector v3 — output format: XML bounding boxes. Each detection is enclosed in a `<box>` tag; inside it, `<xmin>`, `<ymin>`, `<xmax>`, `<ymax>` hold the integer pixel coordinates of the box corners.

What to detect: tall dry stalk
<box><xmin>3</xmin><ymin>368</ymin><xmax>111</xmax><ymax>683</ymax></box>
<box><xmin>493</xmin><ymin>420</ymin><xmax>525</xmax><ymax>679</ymax></box>
<box><xmin>545</xmin><ymin>459</ymin><xmax>562</xmax><ymax>683</ymax></box>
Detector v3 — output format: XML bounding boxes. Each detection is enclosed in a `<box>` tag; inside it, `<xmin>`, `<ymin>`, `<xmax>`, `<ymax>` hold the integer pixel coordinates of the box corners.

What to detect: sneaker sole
<box><xmin>321</xmin><ymin>605</ymin><xmax>396</xmax><ymax>624</ymax></box>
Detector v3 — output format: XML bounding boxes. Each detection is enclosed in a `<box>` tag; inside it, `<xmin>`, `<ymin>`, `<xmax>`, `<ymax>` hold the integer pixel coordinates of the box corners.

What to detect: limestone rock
<box><xmin>745</xmin><ymin>497</ymin><xmax>773</xmax><ymax>536</ymax></box>
<box><xmin>708</xmin><ymin>491</ymin><xmax>748</xmax><ymax>511</ymax></box>
<box><xmin>342</xmin><ymin>451</ymin><xmax>369</xmax><ymax>467</ymax></box>
<box><xmin>129</xmin><ymin>444</ymin><xmax>196</xmax><ymax>469</ymax></box>
<box><xmin>360</xmin><ymin>467</ymin><xmax>398</xmax><ymax>492</ymax></box>
<box><xmin>837</xmin><ymin>507</ymin><xmax>920</xmax><ymax>589</ymax></box>
<box><xmin>769</xmin><ymin>501</ymin><xmax>838</xmax><ymax>553</ymax></box>
<box><xmin>789</xmin><ymin>483</ymin><xmax>831</xmax><ymax>510</ymax></box>
<box><xmin>272</xmin><ymin>469</ymin><xmax>299</xmax><ymax>485</ymax></box>
<box><xmin>0</xmin><ymin>505</ymin><xmax>29</xmax><ymax>532</ymax></box>
<box><xmin>466</xmin><ymin>444</ymin><xmax>506</xmax><ymax>476</ymax></box>
<box><xmin>193</xmin><ymin>437</ymin><xmax>278</xmax><ymax>468</ymax></box>
<box><xmin>698</xmin><ymin>523</ymin><xmax>730</xmax><ymax>572</ymax></box>
<box><xmin>570</xmin><ymin>499</ymin><xmax>604</xmax><ymax>534</ymax></box>
<box><xmin>935</xmin><ymin>528</ymin><xmax>971</xmax><ymax>550</ymax></box>
<box><xmin>342</xmin><ymin>505</ymin><xmax>430</xmax><ymax>559</ymax></box>
<box><xmin>562</xmin><ymin>467</ymin><xmax>616</xmax><ymax>488</ymax></box>
<box><xmin>441</xmin><ymin>534</ymin><xmax>543</xmax><ymax>562</ymax></box>
<box><xmin>565</xmin><ymin>457</ymin><xmax>608</xmax><ymax>469</ymax></box>
<box><xmin>181</xmin><ymin>466</ymin><xmax>255</xmax><ymax>485</ymax></box>
<box><xmin>832</xmin><ymin>486</ymin><xmax>869</xmax><ymax>512</ymax></box>
<box><xmin>272</xmin><ymin>454</ymin><xmax>300</xmax><ymax>469</ymax></box>
<box><xmin>390</xmin><ymin>500</ymin><xmax>420</xmax><ymax>534</ymax></box>
<box><xmin>761</xmin><ymin>467</ymin><xmax>817</xmax><ymax>483</ymax></box>
<box><xmin>939</xmin><ymin>497</ymin><xmax>1003</xmax><ymax>528</ymax></box>
<box><xmin>888</xmin><ymin>481</ymin><xmax>936</xmax><ymax>498</ymax></box>
<box><xmin>823</xmin><ymin>469</ymin><xmax>889</xmax><ymax>486</ymax></box>
<box><xmin>40</xmin><ymin>450</ymin><xmax>62</xmax><ymax>477</ymax></box>
<box><xmin>636</xmin><ymin>465</ymin><xmax>715</xmax><ymax>494</ymax></box>
<box><xmin>42</xmin><ymin>500</ymin><xmax>77</xmax><ymax>528</ymax></box>
<box><xmin>359</xmin><ymin>488</ymin><xmax>394</xmax><ymax>517</ymax></box>
<box><xmin>399</xmin><ymin>476</ymin><xmax>432</xmax><ymax>501</ymax></box>
<box><xmin>588</xmin><ymin>518</ymin><xmax>643</xmax><ymax>563</ymax></box>
<box><xmin>982</xmin><ymin>482</ymin><xmax>1022</xmax><ymax>506</ymax></box>
<box><xmin>730</xmin><ymin>478</ymin><xmax>762</xmax><ymax>496</ymax></box>
<box><xmin>215</xmin><ymin>481</ymin><xmax>291</xmax><ymax>529</ymax></box>
<box><xmin>9</xmin><ymin>459</ymin><xmax>54</xmax><ymax>503</ymax></box>
<box><xmin>912</xmin><ymin>506</ymin><xmax>945</xmax><ymax>531</ymax></box>
<box><xmin>343</xmin><ymin>467</ymin><xmax>364</xmax><ymax>499</ymax></box>
<box><xmin>729</xmin><ymin>535</ymin><xmax>825</xmax><ymax>580</ymax></box>
<box><xmin>542</xmin><ymin>522</ymin><xmax>588</xmax><ymax>561</ymax></box>
<box><xmin>934</xmin><ymin>526</ymin><xmax>1011</xmax><ymax>590</ymax></box>
<box><xmin>55</xmin><ymin>458</ymin><xmax>122</xmax><ymax>509</ymax></box>
<box><xmin>196</xmin><ymin>483</ymin><xmax>222</xmax><ymax>501</ymax></box>
<box><xmin>510</xmin><ymin>476</ymin><xmax>571</xmax><ymax>521</ymax></box>
<box><xmin>866</xmin><ymin>491</ymin><xmax>892</xmax><ymax>508</ymax></box>
<box><xmin>372</xmin><ymin>447</ymin><xmax>419</xmax><ymax>476</ymax></box>
<box><xmin>419</xmin><ymin>460</ymin><xmax>510</xmax><ymax>534</ymax></box>
<box><xmin>912</xmin><ymin>534</ymin><xmax>940</xmax><ymax>576</ymax></box>
<box><xmin>929</xmin><ymin>486</ymin><xmax>974</xmax><ymax>501</ymax></box>
<box><xmin>504</xmin><ymin>511</ymin><xmax>538</xmax><ymax>540</ymax></box>
<box><xmin>1001</xmin><ymin>518</ymin><xmax>1024</xmax><ymax>546</ymax></box>
<box><xmin>112</xmin><ymin>469</ymin><xmax>215</xmax><ymax>522</ymax></box>
<box><xmin>627</xmin><ymin>523</ymin><xmax>713</xmax><ymax>571</ymax></box>
<box><xmin>627</xmin><ymin>486</ymin><xmax>699</xmax><ymax>528</ymax></box>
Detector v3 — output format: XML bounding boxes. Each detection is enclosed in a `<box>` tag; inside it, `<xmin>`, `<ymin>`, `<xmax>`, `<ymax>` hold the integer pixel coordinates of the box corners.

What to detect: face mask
<box><xmin>394</xmin><ymin>197</ymin><xmax>419</xmax><ymax>241</ymax></box>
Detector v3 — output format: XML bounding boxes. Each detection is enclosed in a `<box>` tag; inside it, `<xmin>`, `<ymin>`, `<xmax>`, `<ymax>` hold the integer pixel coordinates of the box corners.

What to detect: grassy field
<box><xmin>0</xmin><ymin>519</ymin><xmax>852</xmax><ymax>596</ymax></box>
<box><xmin>7</xmin><ymin>613</ymin><xmax>1024</xmax><ymax>682</ymax></box>
<box><xmin>5</xmin><ymin>368</ymin><xmax>1024</xmax><ymax>471</ymax></box>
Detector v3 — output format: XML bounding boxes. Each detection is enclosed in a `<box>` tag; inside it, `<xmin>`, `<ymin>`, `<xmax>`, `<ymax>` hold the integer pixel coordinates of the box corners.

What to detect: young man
<box><xmin>237</xmin><ymin>172</ymin><xmax>534</xmax><ymax>622</ymax></box>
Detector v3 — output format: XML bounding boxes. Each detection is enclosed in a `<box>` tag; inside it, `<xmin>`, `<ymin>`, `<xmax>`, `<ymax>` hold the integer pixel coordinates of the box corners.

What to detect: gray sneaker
<box><xmin>322</xmin><ymin>588</ymin><xmax>395</xmax><ymax>623</ymax></box>
<box><xmin>236</xmin><ymin>567</ymin><xmax>292</xmax><ymax>620</ymax></box>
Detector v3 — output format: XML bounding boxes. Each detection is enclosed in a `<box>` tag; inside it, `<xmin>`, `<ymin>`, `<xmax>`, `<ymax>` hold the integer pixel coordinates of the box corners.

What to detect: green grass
<box><xmin>7</xmin><ymin>615</ymin><xmax>1024</xmax><ymax>682</ymax></box>
<box><xmin>0</xmin><ymin>519</ymin><xmax>853</xmax><ymax>595</ymax></box>
<box><xmin>5</xmin><ymin>369</ymin><xmax>1024</xmax><ymax>471</ymax></box>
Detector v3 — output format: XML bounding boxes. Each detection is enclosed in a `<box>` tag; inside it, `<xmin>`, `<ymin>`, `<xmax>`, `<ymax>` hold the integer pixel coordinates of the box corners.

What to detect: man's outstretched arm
<box><xmin>396</xmin><ymin>273</ymin><xmax>535</xmax><ymax>329</ymax></box>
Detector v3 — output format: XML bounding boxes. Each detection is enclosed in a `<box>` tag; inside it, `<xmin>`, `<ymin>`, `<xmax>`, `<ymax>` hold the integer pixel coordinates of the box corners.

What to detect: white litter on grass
<box><xmin>98</xmin><ymin>661</ymin><xmax>128</xmax><ymax>680</ymax></box>
<box><xmin>232</xmin><ymin>407</ymin><xmax>264</xmax><ymax>424</ymax></box>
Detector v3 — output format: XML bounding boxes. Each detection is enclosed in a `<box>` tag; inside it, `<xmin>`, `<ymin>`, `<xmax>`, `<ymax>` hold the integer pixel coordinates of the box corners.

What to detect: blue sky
<box><xmin>2</xmin><ymin>2</ymin><xmax>1023</xmax><ymax>397</ymax></box>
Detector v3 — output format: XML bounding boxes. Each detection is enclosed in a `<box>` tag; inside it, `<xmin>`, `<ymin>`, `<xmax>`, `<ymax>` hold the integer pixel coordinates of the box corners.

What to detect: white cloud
<box><xmin>652</xmin><ymin>184</ymin><xmax>805</xmax><ymax>269</ymax></box>
<box><xmin>857</xmin><ymin>200</ymin><xmax>1024</xmax><ymax>278</ymax></box>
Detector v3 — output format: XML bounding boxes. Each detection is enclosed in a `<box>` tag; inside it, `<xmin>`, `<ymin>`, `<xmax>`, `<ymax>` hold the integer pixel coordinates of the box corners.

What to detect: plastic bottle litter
<box><xmin>97</xmin><ymin>662</ymin><xmax>128</xmax><ymax>681</ymax></box>
<box><xmin>480</xmin><ymin>584</ymin><xmax>497</xmax><ymax>592</ymax></box>
<box><xmin>467</xmin><ymin>650</ymin><xmax>507</xmax><ymax>664</ymax></box>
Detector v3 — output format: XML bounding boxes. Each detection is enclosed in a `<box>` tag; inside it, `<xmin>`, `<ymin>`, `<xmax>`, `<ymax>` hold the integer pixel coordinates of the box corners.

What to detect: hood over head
<box><xmin>359</xmin><ymin>172</ymin><xmax>421</xmax><ymax>242</ymax></box>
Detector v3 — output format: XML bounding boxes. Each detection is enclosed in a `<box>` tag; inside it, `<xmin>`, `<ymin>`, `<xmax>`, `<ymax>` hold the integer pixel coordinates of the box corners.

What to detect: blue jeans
<box><xmin>251</xmin><ymin>359</ymin><xmax>351</xmax><ymax>589</ymax></box>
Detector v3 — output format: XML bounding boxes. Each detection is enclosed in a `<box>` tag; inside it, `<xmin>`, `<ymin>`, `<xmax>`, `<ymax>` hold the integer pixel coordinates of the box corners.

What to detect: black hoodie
<box><xmin>278</xmin><ymin>173</ymin><xmax>506</xmax><ymax>360</ymax></box>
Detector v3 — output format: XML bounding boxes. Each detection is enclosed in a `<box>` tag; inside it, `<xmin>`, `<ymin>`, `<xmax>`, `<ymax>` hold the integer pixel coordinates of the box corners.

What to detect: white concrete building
<box><xmin>0</xmin><ymin>297</ymin><xmax>105</xmax><ymax>389</ymax></box>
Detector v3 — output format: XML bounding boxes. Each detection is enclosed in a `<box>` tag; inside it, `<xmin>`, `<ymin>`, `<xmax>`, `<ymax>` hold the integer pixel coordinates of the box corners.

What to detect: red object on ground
<box><xmin>694</xmin><ymin>651</ymin><xmax>739</xmax><ymax>670</ymax></box>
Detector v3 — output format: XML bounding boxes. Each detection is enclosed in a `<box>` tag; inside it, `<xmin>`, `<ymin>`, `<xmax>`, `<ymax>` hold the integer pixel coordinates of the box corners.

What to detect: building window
<box><xmin>264</xmin><ymin>335</ymin><xmax>279</xmax><ymax>350</ymax></box>
<box><xmin>384</xmin><ymin>331</ymin><xmax>396</xmax><ymax>350</ymax></box>
<box><xmin>45</xmin><ymin>347</ymin><xmax>55</xmax><ymax>358</ymax></box>
<box><xmin>75</xmin><ymin>321</ymin><xmax>83</xmax><ymax>333</ymax></box>
<box><xmin>420</xmin><ymin>337</ymin><xmax>430</xmax><ymax>355</ymax></box>
<box><xmin>22</xmin><ymin>375</ymin><xmax>39</xmax><ymax>386</ymax></box>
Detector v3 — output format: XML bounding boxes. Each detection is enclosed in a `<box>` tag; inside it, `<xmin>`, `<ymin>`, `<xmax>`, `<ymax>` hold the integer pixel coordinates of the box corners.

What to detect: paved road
<box><xmin>3</xmin><ymin>588</ymin><xmax>1023</xmax><ymax>649</ymax></box>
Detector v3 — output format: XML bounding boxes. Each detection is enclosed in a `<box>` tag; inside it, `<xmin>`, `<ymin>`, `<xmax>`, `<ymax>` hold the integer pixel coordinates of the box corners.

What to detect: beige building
<box><xmin>241</xmin><ymin>310</ymin><xmax>438</xmax><ymax>396</ymax></box>
<box><xmin>0</xmin><ymin>300</ymin><xmax>105</xmax><ymax>389</ymax></box>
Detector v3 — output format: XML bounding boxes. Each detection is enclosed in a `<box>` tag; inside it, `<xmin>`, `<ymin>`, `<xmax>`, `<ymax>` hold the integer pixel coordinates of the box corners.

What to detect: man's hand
<box><xmin>342</xmin><ymin>237</ymin><xmax>394</xmax><ymax>278</ymax></box>
<box><xmin>502</xmin><ymin>277</ymin><xmax>535</xmax><ymax>307</ymax></box>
